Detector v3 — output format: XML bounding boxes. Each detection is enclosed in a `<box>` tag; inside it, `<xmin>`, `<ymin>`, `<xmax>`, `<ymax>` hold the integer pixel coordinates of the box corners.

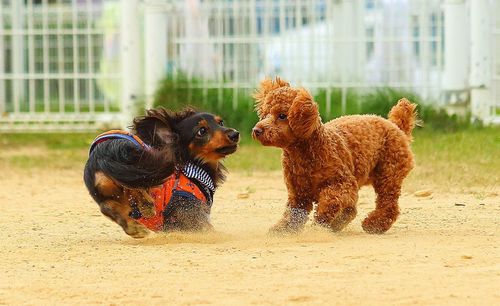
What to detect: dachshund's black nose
<box><xmin>252</xmin><ymin>127</ymin><xmax>263</xmax><ymax>137</ymax></box>
<box><xmin>228</xmin><ymin>130</ymin><xmax>240</xmax><ymax>142</ymax></box>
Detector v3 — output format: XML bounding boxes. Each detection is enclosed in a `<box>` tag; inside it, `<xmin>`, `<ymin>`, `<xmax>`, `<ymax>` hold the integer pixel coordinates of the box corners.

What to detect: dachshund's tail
<box><xmin>388</xmin><ymin>98</ymin><xmax>418</xmax><ymax>141</ymax></box>
<box><xmin>84</xmin><ymin>139</ymin><xmax>176</xmax><ymax>201</ymax></box>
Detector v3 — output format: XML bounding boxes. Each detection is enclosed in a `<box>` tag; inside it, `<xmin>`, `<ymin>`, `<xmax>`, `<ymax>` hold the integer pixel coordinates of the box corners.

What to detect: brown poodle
<box><xmin>252</xmin><ymin>77</ymin><xmax>417</xmax><ymax>234</ymax></box>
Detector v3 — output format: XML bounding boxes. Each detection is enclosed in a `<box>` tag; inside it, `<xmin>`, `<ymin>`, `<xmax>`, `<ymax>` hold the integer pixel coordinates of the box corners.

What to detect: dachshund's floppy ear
<box><xmin>132</xmin><ymin>107</ymin><xmax>178</xmax><ymax>148</ymax></box>
<box><xmin>288</xmin><ymin>88</ymin><xmax>321</xmax><ymax>138</ymax></box>
<box><xmin>253</xmin><ymin>76</ymin><xmax>290</xmax><ymax>115</ymax></box>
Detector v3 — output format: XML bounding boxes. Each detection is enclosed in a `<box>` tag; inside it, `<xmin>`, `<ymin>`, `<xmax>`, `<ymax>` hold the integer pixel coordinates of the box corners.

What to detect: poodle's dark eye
<box><xmin>196</xmin><ymin>127</ymin><xmax>207</xmax><ymax>137</ymax></box>
<box><xmin>219</xmin><ymin>120</ymin><xmax>224</xmax><ymax>126</ymax></box>
<box><xmin>278</xmin><ymin>113</ymin><xmax>287</xmax><ymax>120</ymax></box>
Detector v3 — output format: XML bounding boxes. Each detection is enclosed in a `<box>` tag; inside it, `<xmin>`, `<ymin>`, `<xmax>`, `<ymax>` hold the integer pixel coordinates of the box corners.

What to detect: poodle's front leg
<box><xmin>315</xmin><ymin>179</ymin><xmax>359</xmax><ymax>232</ymax></box>
<box><xmin>269</xmin><ymin>197</ymin><xmax>312</xmax><ymax>234</ymax></box>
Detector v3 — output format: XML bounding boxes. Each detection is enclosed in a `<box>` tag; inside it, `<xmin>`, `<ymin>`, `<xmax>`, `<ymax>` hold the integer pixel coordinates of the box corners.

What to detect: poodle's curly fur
<box><xmin>252</xmin><ymin>77</ymin><xmax>417</xmax><ymax>234</ymax></box>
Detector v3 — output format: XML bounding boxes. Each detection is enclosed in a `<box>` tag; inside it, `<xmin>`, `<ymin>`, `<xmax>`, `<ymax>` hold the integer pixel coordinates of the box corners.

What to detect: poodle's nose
<box><xmin>228</xmin><ymin>130</ymin><xmax>240</xmax><ymax>143</ymax></box>
<box><xmin>252</xmin><ymin>127</ymin><xmax>263</xmax><ymax>137</ymax></box>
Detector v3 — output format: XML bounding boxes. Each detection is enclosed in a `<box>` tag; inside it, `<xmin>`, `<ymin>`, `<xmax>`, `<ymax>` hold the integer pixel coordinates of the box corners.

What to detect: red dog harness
<box><xmin>89</xmin><ymin>130</ymin><xmax>215</xmax><ymax>232</ymax></box>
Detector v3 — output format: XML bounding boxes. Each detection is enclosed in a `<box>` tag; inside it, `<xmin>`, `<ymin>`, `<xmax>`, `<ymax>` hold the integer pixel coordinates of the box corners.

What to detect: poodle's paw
<box><xmin>268</xmin><ymin>221</ymin><xmax>301</xmax><ymax>236</ymax></box>
<box><xmin>361</xmin><ymin>213</ymin><xmax>396</xmax><ymax>234</ymax></box>
<box><xmin>328</xmin><ymin>206</ymin><xmax>357</xmax><ymax>232</ymax></box>
<box><xmin>268</xmin><ymin>208</ymin><xmax>309</xmax><ymax>236</ymax></box>
<box><xmin>315</xmin><ymin>205</ymin><xmax>356</xmax><ymax>232</ymax></box>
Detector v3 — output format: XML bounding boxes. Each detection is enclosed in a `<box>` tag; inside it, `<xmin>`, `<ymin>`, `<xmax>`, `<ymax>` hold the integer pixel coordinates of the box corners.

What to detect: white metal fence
<box><xmin>492</xmin><ymin>0</ymin><xmax>500</xmax><ymax>123</ymax></box>
<box><xmin>143</xmin><ymin>0</ymin><xmax>500</xmax><ymax>122</ymax></box>
<box><xmin>160</xmin><ymin>0</ymin><xmax>444</xmax><ymax>114</ymax></box>
<box><xmin>1</xmin><ymin>0</ymin><xmax>499</xmax><ymax>132</ymax></box>
<box><xmin>0</xmin><ymin>0</ymin><xmax>122</xmax><ymax>131</ymax></box>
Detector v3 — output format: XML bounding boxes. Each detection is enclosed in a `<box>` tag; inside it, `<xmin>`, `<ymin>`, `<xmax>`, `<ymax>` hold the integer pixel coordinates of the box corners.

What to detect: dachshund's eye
<box><xmin>278</xmin><ymin>113</ymin><xmax>287</xmax><ymax>120</ymax></box>
<box><xmin>196</xmin><ymin>127</ymin><xmax>207</xmax><ymax>137</ymax></box>
<box><xmin>219</xmin><ymin>120</ymin><xmax>224</xmax><ymax>126</ymax></box>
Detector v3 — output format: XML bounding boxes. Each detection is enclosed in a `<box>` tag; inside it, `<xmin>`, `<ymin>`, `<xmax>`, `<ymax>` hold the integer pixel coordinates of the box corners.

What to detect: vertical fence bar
<box><xmin>120</xmin><ymin>0</ymin><xmax>141</xmax><ymax>129</ymax></box>
<box><xmin>279</xmin><ymin>0</ymin><xmax>285</xmax><ymax>80</ymax></box>
<box><xmin>442</xmin><ymin>0</ymin><xmax>467</xmax><ymax>106</ymax></box>
<box><xmin>295</xmin><ymin>0</ymin><xmax>303</xmax><ymax>86</ymax></box>
<box><xmin>42</xmin><ymin>0</ymin><xmax>50</xmax><ymax>113</ymax></box>
<box><xmin>86</xmin><ymin>0</ymin><xmax>95</xmax><ymax>113</ymax></box>
<box><xmin>11</xmin><ymin>0</ymin><xmax>24</xmax><ymax>114</ymax></box>
<box><xmin>144</xmin><ymin>0</ymin><xmax>167</xmax><ymax>109</ymax></box>
<box><xmin>200</xmin><ymin>2</ymin><xmax>207</xmax><ymax>105</ymax></box>
<box><xmin>72</xmin><ymin>0</ymin><xmax>80</xmax><ymax>113</ymax></box>
<box><xmin>340</xmin><ymin>1</ymin><xmax>346</xmax><ymax>114</ymax></box>
<box><xmin>325</xmin><ymin>1</ymin><xmax>332</xmax><ymax>115</ymax></box>
<box><xmin>419</xmin><ymin>1</ymin><xmax>430</xmax><ymax>99</ymax></box>
<box><xmin>232</xmin><ymin>0</ymin><xmax>239</xmax><ymax>110</ymax></box>
<box><xmin>308</xmin><ymin>0</ymin><xmax>315</xmax><ymax>84</ymax></box>
<box><xmin>171</xmin><ymin>5</ymin><xmax>178</xmax><ymax>82</ymax></box>
<box><xmin>387</xmin><ymin>2</ymin><xmax>395</xmax><ymax>87</ymax></box>
<box><xmin>436</xmin><ymin>1</ymin><xmax>443</xmax><ymax>103</ymax></box>
<box><xmin>249</xmin><ymin>0</ymin><xmax>257</xmax><ymax>89</ymax></box>
<box><xmin>356</xmin><ymin>0</ymin><xmax>365</xmax><ymax>102</ymax></box>
<box><xmin>262</xmin><ymin>0</ymin><xmax>270</xmax><ymax>78</ymax></box>
<box><xmin>217</xmin><ymin>0</ymin><xmax>223</xmax><ymax>108</ymax></box>
<box><xmin>0</xmin><ymin>5</ymin><xmax>5</xmax><ymax>114</ymax></box>
<box><xmin>27</xmin><ymin>0</ymin><xmax>35</xmax><ymax>113</ymax></box>
<box><xmin>469</xmin><ymin>0</ymin><xmax>492</xmax><ymax>122</ymax></box>
<box><xmin>492</xmin><ymin>0</ymin><xmax>500</xmax><ymax>122</ymax></box>
<box><xmin>57</xmin><ymin>0</ymin><xmax>65</xmax><ymax>113</ymax></box>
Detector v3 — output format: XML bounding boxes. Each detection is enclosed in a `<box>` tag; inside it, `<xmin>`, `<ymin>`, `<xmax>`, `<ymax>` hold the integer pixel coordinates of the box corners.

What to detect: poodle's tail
<box><xmin>388</xmin><ymin>98</ymin><xmax>418</xmax><ymax>141</ymax></box>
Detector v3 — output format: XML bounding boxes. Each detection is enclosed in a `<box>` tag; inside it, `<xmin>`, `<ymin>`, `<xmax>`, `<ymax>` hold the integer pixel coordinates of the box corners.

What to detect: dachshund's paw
<box><xmin>124</xmin><ymin>221</ymin><xmax>150</xmax><ymax>238</ymax></box>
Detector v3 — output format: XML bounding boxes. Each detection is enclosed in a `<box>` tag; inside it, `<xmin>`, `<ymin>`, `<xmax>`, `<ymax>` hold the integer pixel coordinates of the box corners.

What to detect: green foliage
<box><xmin>359</xmin><ymin>88</ymin><xmax>476</xmax><ymax>132</ymax></box>
<box><xmin>360</xmin><ymin>88</ymin><xmax>421</xmax><ymax>116</ymax></box>
<box><xmin>1</xmin><ymin>133</ymin><xmax>95</xmax><ymax>150</ymax></box>
<box><xmin>314</xmin><ymin>88</ymin><xmax>360</xmax><ymax>121</ymax></box>
<box><xmin>153</xmin><ymin>75</ymin><xmax>258</xmax><ymax>137</ymax></box>
<box><xmin>153</xmin><ymin>76</ymin><xmax>477</xmax><ymax>133</ymax></box>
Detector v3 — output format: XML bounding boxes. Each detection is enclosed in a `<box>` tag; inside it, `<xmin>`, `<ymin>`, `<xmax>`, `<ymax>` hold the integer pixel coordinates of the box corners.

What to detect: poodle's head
<box><xmin>252</xmin><ymin>77</ymin><xmax>321</xmax><ymax>148</ymax></box>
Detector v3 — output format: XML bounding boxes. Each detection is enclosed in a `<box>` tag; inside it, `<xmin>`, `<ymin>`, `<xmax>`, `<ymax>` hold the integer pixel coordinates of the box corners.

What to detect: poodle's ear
<box><xmin>288</xmin><ymin>88</ymin><xmax>321</xmax><ymax>138</ymax></box>
<box><xmin>253</xmin><ymin>77</ymin><xmax>290</xmax><ymax>115</ymax></box>
<box><xmin>132</xmin><ymin>107</ymin><xmax>179</xmax><ymax>148</ymax></box>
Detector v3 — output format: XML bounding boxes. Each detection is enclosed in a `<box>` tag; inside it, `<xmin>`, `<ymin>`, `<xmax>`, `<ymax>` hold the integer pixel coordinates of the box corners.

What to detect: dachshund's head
<box><xmin>132</xmin><ymin>108</ymin><xmax>239</xmax><ymax>166</ymax></box>
<box><xmin>252</xmin><ymin>77</ymin><xmax>321</xmax><ymax>148</ymax></box>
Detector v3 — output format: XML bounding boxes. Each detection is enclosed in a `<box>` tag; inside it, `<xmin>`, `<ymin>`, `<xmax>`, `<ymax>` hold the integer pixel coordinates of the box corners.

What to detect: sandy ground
<box><xmin>0</xmin><ymin>166</ymin><xmax>499</xmax><ymax>305</ymax></box>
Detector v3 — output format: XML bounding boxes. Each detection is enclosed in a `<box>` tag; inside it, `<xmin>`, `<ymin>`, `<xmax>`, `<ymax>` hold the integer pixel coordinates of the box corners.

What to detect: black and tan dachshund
<box><xmin>83</xmin><ymin>108</ymin><xmax>239</xmax><ymax>238</ymax></box>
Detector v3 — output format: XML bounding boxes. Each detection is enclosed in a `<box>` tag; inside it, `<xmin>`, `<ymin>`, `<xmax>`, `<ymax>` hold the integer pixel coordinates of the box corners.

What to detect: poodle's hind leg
<box><xmin>362</xmin><ymin>145</ymin><xmax>413</xmax><ymax>234</ymax></box>
<box><xmin>315</xmin><ymin>180</ymin><xmax>359</xmax><ymax>232</ymax></box>
<box><xmin>361</xmin><ymin>185</ymin><xmax>401</xmax><ymax>234</ymax></box>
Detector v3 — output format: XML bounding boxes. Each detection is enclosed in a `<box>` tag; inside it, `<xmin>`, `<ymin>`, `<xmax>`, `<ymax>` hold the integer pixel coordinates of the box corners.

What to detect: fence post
<box><xmin>442</xmin><ymin>0</ymin><xmax>468</xmax><ymax>105</ymax></box>
<box><xmin>469</xmin><ymin>0</ymin><xmax>491</xmax><ymax>122</ymax></box>
<box><xmin>120</xmin><ymin>0</ymin><xmax>142</xmax><ymax>129</ymax></box>
<box><xmin>0</xmin><ymin>8</ymin><xmax>4</xmax><ymax>114</ymax></box>
<box><xmin>11</xmin><ymin>0</ymin><xmax>25</xmax><ymax>113</ymax></box>
<box><xmin>144</xmin><ymin>1</ymin><xmax>168</xmax><ymax>109</ymax></box>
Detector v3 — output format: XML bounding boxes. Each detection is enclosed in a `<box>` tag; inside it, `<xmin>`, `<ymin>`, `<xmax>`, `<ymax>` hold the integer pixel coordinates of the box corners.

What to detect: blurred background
<box><xmin>0</xmin><ymin>0</ymin><xmax>498</xmax><ymax>182</ymax></box>
<box><xmin>0</xmin><ymin>0</ymin><xmax>499</xmax><ymax>133</ymax></box>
